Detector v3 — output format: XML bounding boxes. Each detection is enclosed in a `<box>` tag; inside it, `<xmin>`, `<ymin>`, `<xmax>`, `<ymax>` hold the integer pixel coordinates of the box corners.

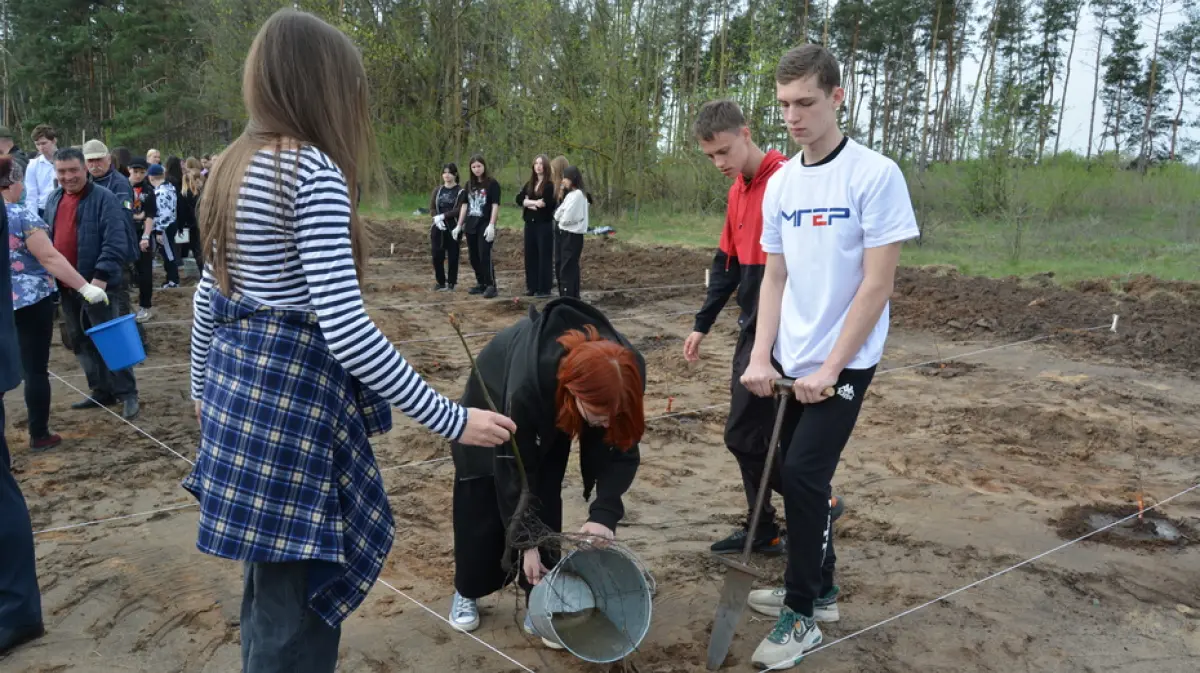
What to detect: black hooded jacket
<box><xmin>451</xmin><ymin>297</ymin><xmax>644</xmax><ymax>531</ymax></box>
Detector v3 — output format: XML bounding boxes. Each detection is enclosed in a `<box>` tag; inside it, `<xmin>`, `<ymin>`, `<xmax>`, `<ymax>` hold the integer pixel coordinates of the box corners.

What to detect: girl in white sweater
<box><xmin>553</xmin><ymin>165</ymin><xmax>588</xmax><ymax>298</ymax></box>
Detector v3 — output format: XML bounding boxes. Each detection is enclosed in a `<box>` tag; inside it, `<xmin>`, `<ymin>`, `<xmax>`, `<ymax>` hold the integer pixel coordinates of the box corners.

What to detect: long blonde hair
<box><xmin>550</xmin><ymin>155</ymin><xmax>569</xmax><ymax>201</ymax></box>
<box><xmin>200</xmin><ymin>9</ymin><xmax>380</xmax><ymax>294</ymax></box>
<box><xmin>182</xmin><ymin>168</ymin><xmax>205</xmax><ymax>197</ymax></box>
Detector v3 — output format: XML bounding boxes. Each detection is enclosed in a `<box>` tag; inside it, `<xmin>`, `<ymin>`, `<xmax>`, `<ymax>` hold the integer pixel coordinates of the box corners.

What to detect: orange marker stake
<box><xmin>1137</xmin><ymin>493</ymin><xmax>1145</xmax><ymax>521</ymax></box>
<box><xmin>667</xmin><ymin>396</ymin><xmax>675</xmax><ymax>413</ymax></box>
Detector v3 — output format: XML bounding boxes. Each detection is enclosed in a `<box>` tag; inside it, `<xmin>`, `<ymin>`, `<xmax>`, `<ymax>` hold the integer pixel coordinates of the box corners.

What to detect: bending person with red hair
<box><xmin>448</xmin><ymin>297</ymin><xmax>645</xmax><ymax>643</ymax></box>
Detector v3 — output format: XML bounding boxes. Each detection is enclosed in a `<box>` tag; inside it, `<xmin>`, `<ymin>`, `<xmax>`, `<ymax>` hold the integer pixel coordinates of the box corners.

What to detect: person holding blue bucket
<box><xmin>2</xmin><ymin>157</ymin><xmax>110</xmax><ymax>451</ymax></box>
<box><xmin>448</xmin><ymin>297</ymin><xmax>645</xmax><ymax>647</ymax></box>
<box><xmin>182</xmin><ymin>10</ymin><xmax>517</xmax><ymax>673</ymax></box>
<box><xmin>43</xmin><ymin>147</ymin><xmax>141</xmax><ymax>421</ymax></box>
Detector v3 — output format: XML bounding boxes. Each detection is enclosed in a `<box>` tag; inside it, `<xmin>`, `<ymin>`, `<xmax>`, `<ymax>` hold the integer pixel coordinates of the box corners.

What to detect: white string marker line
<box><xmin>376</xmin><ymin>578</ymin><xmax>538</xmax><ymax>673</ymax></box>
<box><xmin>762</xmin><ymin>480</ymin><xmax>1200</xmax><ymax>671</ymax></box>
<box><xmin>378</xmin><ymin>456</ymin><xmax>452</xmax><ymax>472</ymax></box>
<box><xmin>48</xmin><ymin>371</ymin><xmax>195</xmax><ymax>466</ymax></box>
<box><xmin>33</xmin><ymin>503</ymin><xmax>199</xmax><ymax>536</ymax></box>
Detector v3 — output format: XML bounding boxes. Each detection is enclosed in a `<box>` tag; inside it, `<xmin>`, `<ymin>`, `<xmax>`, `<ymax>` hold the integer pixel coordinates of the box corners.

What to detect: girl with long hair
<box><xmin>553</xmin><ymin>166</ymin><xmax>588</xmax><ymax>298</ymax></box>
<box><xmin>515</xmin><ymin>154</ymin><xmax>556</xmax><ymax>297</ymax></box>
<box><xmin>184</xmin><ymin>10</ymin><xmax>515</xmax><ymax>671</ymax></box>
<box><xmin>430</xmin><ymin>162</ymin><xmax>464</xmax><ymax>290</ymax></box>
<box><xmin>177</xmin><ymin>168</ymin><xmax>204</xmax><ymax>272</ymax></box>
<box><xmin>456</xmin><ymin>154</ymin><xmax>501</xmax><ymax>298</ymax></box>
<box><xmin>165</xmin><ymin>156</ymin><xmax>184</xmax><ymax>192</ymax></box>
<box><xmin>448</xmin><ymin>298</ymin><xmax>644</xmax><ymax>642</ymax></box>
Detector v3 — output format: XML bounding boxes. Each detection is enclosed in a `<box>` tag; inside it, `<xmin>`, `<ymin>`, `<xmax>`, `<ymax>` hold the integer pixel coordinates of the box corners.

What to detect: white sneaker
<box><xmin>751</xmin><ymin>608</ymin><xmax>823</xmax><ymax>670</ymax></box>
<box><xmin>135</xmin><ymin>308</ymin><xmax>152</xmax><ymax>323</ymax></box>
<box><xmin>449</xmin><ymin>592</ymin><xmax>479</xmax><ymax>632</ymax></box>
<box><xmin>523</xmin><ymin>612</ymin><xmax>565</xmax><ymax>650</ymax></box>
<box><xmin>749</xmin><ymin>586</ymin><xmax>840</xmax><ymax>623</ymax></box>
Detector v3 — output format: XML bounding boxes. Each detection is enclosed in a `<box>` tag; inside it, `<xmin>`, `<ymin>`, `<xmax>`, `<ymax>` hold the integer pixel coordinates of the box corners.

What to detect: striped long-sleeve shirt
<box><xmin>189</xmin><ymin>146</ymin><xmax>466</xmax><ymax>440</ymax></box>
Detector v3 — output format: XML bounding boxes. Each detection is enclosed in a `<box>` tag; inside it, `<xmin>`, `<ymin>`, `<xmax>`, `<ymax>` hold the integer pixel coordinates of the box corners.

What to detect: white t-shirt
<box><xmin>760</xmin><ymin>138</ymin><xmax>920</xmax><ymax>377</ymax></box>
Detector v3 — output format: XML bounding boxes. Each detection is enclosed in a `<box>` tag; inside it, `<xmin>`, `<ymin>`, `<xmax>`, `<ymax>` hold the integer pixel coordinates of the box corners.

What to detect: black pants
<box><xmin>60</xmin><ymin>290</ymin><xmax>138</xmax><ymax>400</ymax></box>
<box><xmin>523</xmin><ymin>221</ymin><xmax>554</xmax><ymax>295</ymax></box>
<box><xmin>14</xmin><ymin>296</ymin><xmax>56</xmax><ymax>440</ymax></box>
<box><xmin>780</xmin><ymin>366</ymin><xmax>875</xmax><ymax>617</ymax></box>
<box><xmin>241</xmin><ymin>561</ymin><xmax>340</xmax><ymax>673</ymax></box>
<box><xmin>136</xmin><ymin>244</ymin><xmax>154</xmax><ymax>309</ymax></box>
<box><xmin>555</xmin><ymin>230</ymin><xmax>583</xmax><ymax>299</ymax></box>
<box><xmin>465</xmin><ymin>227</ymin><xmax>495</xmax><ymax>290</ymax></box>
<box><xmin>431</xmin><ymin>225</ymin><xmax>461</xmax><ymax>287</ymax></box>
<box><xmin>0</xmin><ymin>397</ymin><xmax>43</xmax><ymax>630</ymax></box>
<box><xmin>180</xmin><ymin>224</ymin><xmax>203</xmax><ymax>271</ymax></box>
<box><xmin>725</xmin><ymin>329</ymin><xmax>782</xmax><ymax>538</ymax></box>
<box><xmin>155</xmin><ymin>227</ymin><xmax>180</xmax><ymax>285</ymax></box>
<box><xmin>452</xmin><ymin>442</ymin><xmax>569</xmax><ymax>600</ymax></box>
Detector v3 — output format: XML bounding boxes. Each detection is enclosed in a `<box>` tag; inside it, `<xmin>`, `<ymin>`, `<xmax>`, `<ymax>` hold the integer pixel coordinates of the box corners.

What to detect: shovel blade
<box><xmin>705</xmin><ymin>565</ymin><xmax>757</xmax><ymax>670</ymax></box>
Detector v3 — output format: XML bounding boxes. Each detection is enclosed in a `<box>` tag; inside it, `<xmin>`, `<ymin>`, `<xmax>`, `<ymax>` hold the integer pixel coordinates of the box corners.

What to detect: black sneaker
<box><xmin>710</xmin><ymin>528</ymin><xmax>786</xmax><ymax>555</ymax></box>
<box><xmin>482</xmin><ymin>286</ymin><xmax>498</xmax><ymax>299</ymax></box>
<box><xmin>72</xmin><ymin>394</ymin><xmax>116</xmax><ymax>410</ymax></box>
<box><xmin>434</xmin><ymin>283</ymin><xmax>447</xmax><ymax>291</ymax></box>
<box><xmin>467</xmin><ymin>285</ymin><xmax>485</xmax><ymax>295</ymax></box>
<box><xmin>447</xmin><ymin>283</ymin><xmax>456</xmax><ymax>291</ymax></box>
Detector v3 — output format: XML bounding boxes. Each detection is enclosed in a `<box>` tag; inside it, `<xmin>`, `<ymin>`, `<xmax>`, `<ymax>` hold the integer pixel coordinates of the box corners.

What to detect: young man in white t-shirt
<box><xmin>741</xmin><ymin>44</ymin><xmax>920</xmax><ymax>669</ymax></box>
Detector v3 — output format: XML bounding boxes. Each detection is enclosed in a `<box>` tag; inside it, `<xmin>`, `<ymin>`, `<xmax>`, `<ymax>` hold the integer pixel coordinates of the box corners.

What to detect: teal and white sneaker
<box><xmin>748</xmin><ymin>586</ymin><xmax>840</xmax><ymax>623</ymax></box>
<box><xmin>449</xmin><ymin>592</ymin><xmax>479</xmax><ymax>632</ymax></box>
<box><xmin>523</xmin><ymin>613</ymin><xmax>565</xmax><ymax>650</ymax></box>
<box><xmin>751</xmin><ymin>608</ymin><xmax>823</xmax><ymax>670</ymax></box>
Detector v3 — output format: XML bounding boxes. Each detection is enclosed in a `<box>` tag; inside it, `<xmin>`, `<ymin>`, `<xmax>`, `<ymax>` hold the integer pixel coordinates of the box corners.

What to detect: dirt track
<box><xmin>4</xmin><ymin>221</ymin><xmax>1198</xmax><ymax>672</ymax></box>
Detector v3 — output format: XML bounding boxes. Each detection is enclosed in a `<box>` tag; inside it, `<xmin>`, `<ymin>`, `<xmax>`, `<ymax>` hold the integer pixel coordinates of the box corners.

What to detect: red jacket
<box><xmin>693</xmin><ymin>149</ymin><xmax>787</xmax><ymax>334</ymax></box>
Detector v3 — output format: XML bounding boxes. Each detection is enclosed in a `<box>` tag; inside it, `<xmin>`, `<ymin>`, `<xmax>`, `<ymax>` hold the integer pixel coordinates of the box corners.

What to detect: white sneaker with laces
<box><xmin>751</xmin><ymin>608</ymin><xmax>822</xmax><ymax>670</ymax></box>
<box><xmin>749</xmin><ymin>586</ymin><xmax>840</xmax><ymax>622</ymax></box>
<box><xmin>135</xmin><ymin>308</ymin><xmax>152</xmax><ymax>323</ymax></box>
<box><xmin>449</xmin><ymin>592</ymin><xmax>479</xmax><ymax>632</ymax></box>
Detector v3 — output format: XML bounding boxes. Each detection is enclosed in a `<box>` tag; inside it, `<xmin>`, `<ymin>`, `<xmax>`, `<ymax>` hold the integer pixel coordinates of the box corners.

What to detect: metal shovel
<box><xmin>705</xmin><ymin>378</ymin><xmax>833</xmax><ymax>670</ymax></box>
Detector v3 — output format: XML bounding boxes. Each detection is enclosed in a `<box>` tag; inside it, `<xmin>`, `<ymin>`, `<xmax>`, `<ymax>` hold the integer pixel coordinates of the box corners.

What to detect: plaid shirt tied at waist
<box><xmin>182</xmin><ymin>290</ymin><xmax>394</xmax><ymax>627</ymax></box>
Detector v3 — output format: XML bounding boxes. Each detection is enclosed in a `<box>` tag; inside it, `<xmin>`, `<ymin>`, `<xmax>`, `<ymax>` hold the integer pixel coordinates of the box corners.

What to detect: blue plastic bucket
<box><xmin>85</xmin><ymin>314</ymin><xmax>146</xmax><ymax>371</ymax></box>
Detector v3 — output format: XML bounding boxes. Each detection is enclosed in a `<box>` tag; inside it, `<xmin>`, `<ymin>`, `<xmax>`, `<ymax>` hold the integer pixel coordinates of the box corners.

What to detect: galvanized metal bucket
<box><xmin>527</xmin><ymin>545</ymin><xmax>653</xmax><ymax>663</ymax></box>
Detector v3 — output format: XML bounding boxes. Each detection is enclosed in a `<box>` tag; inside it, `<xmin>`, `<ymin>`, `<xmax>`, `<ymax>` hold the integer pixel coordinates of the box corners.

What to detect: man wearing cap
<box><xmin>43</xmin><ymin>147</ymin><xmax>140</xmax><ymax>420</ymax></box>
<box><xmin>24</xmin><ymin>126</ymin><xmax>58</xmax><ymax>219</ymax></box>
<box><xmin>83</xmin><ymin>140</ymin><xmax>136</xmax><ymax>258</ymax></box>
<box><xmin>0</xmin><ymin>127</ymin><xmax>28</xmax><ymax>174</ymax></box>
<box><xmin>128</xmin><ymin>159</ymin><xmax>157</xmax><ymax>322</ymax></box>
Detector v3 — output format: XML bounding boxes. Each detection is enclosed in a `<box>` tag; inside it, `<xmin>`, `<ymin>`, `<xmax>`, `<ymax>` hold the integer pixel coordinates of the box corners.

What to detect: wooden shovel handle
<box><xmin>773</xmin><ymin>378</ymin><xmax>836</xmax><ymax>399</ymax></box>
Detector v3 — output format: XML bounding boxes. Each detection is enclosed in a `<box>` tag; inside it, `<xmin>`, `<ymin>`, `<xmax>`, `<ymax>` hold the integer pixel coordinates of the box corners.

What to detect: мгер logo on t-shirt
<box><xmin>782</xmin><ymin>207</ymin><xmax>851</xmax><ymax>228</ymax></box>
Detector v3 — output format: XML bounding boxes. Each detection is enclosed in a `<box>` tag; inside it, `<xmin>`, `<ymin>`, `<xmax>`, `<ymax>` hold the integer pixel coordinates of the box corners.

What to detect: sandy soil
<box><xmin>4</xmin><ymin>222</ymin><xmax>1198</xmax><ymax>673</ymax></box>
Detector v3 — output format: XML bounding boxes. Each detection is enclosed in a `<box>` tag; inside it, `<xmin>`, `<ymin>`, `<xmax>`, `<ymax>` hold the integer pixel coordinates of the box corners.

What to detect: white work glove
<box><xmin>433</xmin><ymin>214</ymin><xmax>446</xmax><ymax>230</ymax></box>
<box><xmin>79</xmin><ymin>283</ymin><xmax>109</xmax><ymax>305</ymax></box>
<box><xmin>451</xmin><ymin>225</ymin><xmax>462</xmax><ymax>240</ymax></box>
<box><xmin>484</xmin><ymin>223</ymin><xmax>496</xmax><ymax>243</ymax></box>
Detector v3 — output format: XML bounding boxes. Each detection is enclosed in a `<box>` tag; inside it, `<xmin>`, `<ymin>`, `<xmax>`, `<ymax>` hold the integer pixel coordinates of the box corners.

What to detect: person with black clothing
<box><xmin>552</xmin><ymin>166</ymin><xmax>587</xmax><ymax>299</ymax></box>
<box><xmin>0</xmin><ymin>200</ymin><xmax>46</xmax><ymax>658</ymax></box>
<box><xmin>429</xmin><ymin>163</ymin><xmax>464</xmax><ymax>291</ymax></box>
<box><xmin>128</xmin><ymin>159</ymin><xmax>158</xmax><ymax>322</ymax></box>
<box><xmin>148</xmin><ymin>163</ymin><xmax>180</xmax><ymax>289</ymax></box>
<box><xmin>83</xmin><ymin>140</ymin><xmax>136</xmax><ymax>256</ymax></box>
<box><xmin>447</xmin><ymin>297</ymin><xmax>644</xmax><ymax>643</ymax></box>
<box><xmin>177</xmin><ymin>168</ymin><xmax>204</xmax><ymax>272</ymax></box>
<box><xmin>515</xmin><ymin>154</ymin><xmax>556</xmax><ymax>298</ymax></box>
<box><xmin>455</xmin><ymin>154</ymin><xmax>500</xmax><ymax>299</ymax></box>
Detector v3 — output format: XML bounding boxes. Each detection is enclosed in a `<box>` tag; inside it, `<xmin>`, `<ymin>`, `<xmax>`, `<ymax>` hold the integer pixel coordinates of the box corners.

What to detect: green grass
<box><xmin>364</xmin><ymin>189</ymin><xmax>1199</xmax><ymax>284</ymax></box>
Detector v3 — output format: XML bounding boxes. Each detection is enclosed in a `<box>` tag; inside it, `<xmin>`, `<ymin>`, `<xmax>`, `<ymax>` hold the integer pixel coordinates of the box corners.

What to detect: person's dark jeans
<box><xmin>136</xmin><ymin>244</ymin><xmax>154</xmax><ymax>309</ymax></box>
<box><xmin>14</xmin><ymin>296</ymin><xmax>56</xmax><ymax>440</ymax></box>
<box><xmin>60</xmin><ymin>290</ymin><xmax>138</xmax><ymax>401</ymax></box>
<box><xmin>779</xmin><ymin>366</ymin><xmax>875</xmax><ymax>617</ymax></box>
<box><xmin>724</xmin><ymin>328</ymin><xmax>781</xmax><ymax>538</ymax></box>
<box><xmin>523</xmin><ymin>221</ymin><xmax>554</xmax><ymax>295</ymax></box>
<box><xmin>555</xmin><ymin>230</ymin><xmax>583</xmax><ymax>298</ymax></box>
<box><xmin>241</xmin><ymin>561</ymin><xmax>341</xmax><ymax>673</ymax></box>
<box><xmin>155</xmin><ymin>227</ymin><xmax>179</xmax><ymax>285</ymax></box>
<box><xmin>431</xmin><ymin>225</ymin><xmax>460</xmax><ymax>287</ymax></box>
<box><xmin>0</xmin><ymin>396</ymin><xmax>43</xmax><ymax>630</ymax></box>
<box><xmin>188</xmin><ymin>224</ymin><xmax>203</xmax><ymax>270</ymax></box>
<box><xmin>465</xmin><ymin>228</ymin><xmax>495</xmax><ymax>289</ymax></box>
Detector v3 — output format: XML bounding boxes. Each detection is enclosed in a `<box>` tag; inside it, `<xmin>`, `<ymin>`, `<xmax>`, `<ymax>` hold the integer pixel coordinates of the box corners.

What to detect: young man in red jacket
<box><xmin>685</xmin><ymin>101</ymin><xmax>846</xmax><ymax>602</ymax></box>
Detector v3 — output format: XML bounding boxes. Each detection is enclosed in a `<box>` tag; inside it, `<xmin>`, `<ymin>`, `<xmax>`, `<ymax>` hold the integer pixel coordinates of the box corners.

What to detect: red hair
<box><xmin>555</xmin><ymin>325</ymin><xmax>644</xmax><ymax>451</ymax></box>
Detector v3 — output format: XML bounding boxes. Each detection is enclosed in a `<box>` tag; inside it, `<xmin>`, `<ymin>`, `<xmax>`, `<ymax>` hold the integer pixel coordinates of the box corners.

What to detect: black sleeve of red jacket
<box><xmin>693</xmin><ymin>249</ymin><xmax>740</xmax><ymax>334</ymax></box>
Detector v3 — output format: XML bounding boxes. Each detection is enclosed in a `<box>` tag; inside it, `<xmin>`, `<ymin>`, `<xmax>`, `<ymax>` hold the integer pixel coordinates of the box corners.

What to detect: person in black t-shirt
<box><xmin>128</xmin><ymin>159</ymin><xmax>158</xmax><ymax>322</ymax></box>
<box><xmin>430</xmin><ymin>163</ymin><xmax>464</xmax><ymax>291</ymax></box>
<box><xmin>515</xmin><ymin>154</ymin><xmax>556</xmax><ymax>298</ymax></box>
<box><xmin>456</xmin><ymin>154</ymin><xmax>500</xmax><ymax>299</ymax></box>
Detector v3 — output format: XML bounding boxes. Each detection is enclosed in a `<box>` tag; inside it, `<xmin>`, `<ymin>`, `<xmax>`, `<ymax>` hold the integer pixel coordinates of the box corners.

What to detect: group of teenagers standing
<box><xmin>428</xmin><ymin>153</ymin><xmax>589</xmax><ymax>299</ymax></box>
<box><xmin>2</xmin><ymin>11</ymin><xmax>918</xmax><ymax>673</ymax></box>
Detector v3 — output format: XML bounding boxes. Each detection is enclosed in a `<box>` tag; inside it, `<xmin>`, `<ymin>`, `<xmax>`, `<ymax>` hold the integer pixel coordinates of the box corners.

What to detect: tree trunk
<box><xmin>921</xmin><ymin>1</ymin><xmax>943</xmax><ymax>169</ymax></box>
<box><xmin>1138</xmin><ymin>0</ymin><xmax>1167</xmax><ymax>169</ymax></box>
<box><xmin>1087</xmin><ymin>11</ymin><xmax>1108</xmax><ymax>160</ymax></box>
<box><xmin>1054</xmin><ymin>3</ymin><xmax>1083</xmax><ymax>156</ymax></box>
<box><xmin>1168</xmin><ymin>54</ymin><xmax>1193</xmax><ymax>160</ymax></box>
